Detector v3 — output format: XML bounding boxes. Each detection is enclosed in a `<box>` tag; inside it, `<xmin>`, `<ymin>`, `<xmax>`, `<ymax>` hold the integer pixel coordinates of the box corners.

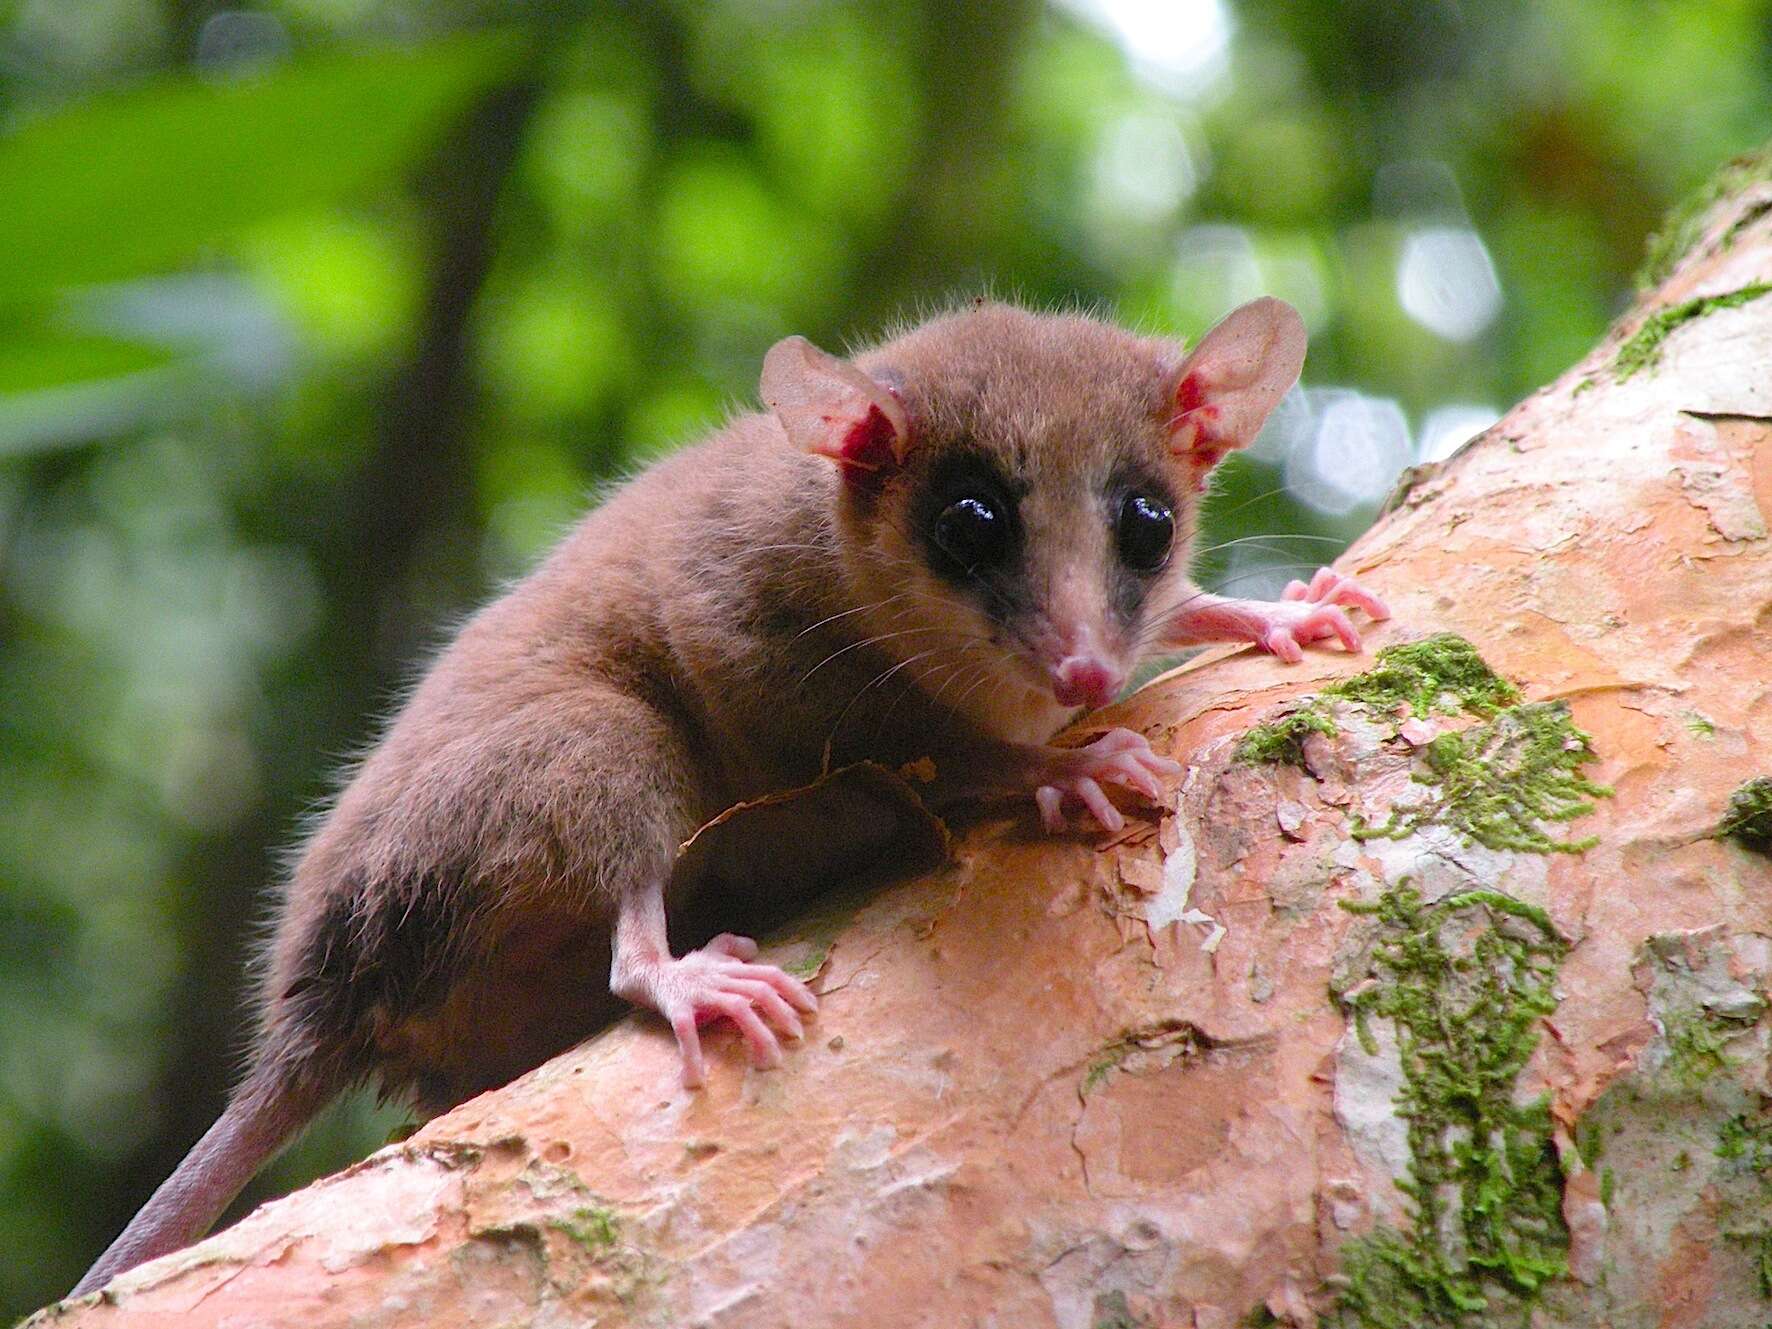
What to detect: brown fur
<box><xmin>76</xmin><ymin>299</ymin><xmax>1305</xmax><ymax>1295</ymax></box>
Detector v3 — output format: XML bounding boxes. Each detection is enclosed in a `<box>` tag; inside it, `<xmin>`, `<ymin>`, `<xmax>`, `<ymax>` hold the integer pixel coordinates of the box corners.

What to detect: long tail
<box><xmin>72</xmin><ymin>1064</ymin><xmax>331</xmax><ymax>1297</ymax></box>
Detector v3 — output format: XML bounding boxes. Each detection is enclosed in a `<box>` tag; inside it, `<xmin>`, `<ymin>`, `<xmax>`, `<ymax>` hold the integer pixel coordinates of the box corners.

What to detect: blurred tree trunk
<box><xmin>840</xmin><ymin>0</ymin><xmax>1044</xmax><ymax>327</ymax></box>
<box><xmin>87</xmin><ymin>74</ymin><xmax>539</xmax><ymax>1257</ymax></box>
<box><xmin>42</xmin><ymin>159</ymin><xmax>1772</xmax><ymax>1328</ymax></box>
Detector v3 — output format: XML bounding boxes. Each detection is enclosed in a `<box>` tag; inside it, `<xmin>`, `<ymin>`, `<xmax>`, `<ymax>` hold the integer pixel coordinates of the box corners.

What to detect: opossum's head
<box><xmin>762</xmin><ymin>298</ymin><xmax>1305</xmax><ymax>740</ymax></box>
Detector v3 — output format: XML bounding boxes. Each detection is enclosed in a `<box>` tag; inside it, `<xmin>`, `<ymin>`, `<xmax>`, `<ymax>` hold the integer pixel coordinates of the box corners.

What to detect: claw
<box><xmin>1032</xmin><ymin>727</ymin><xmax>1177</xmax><ymax>834</ymax></box>
<box><xmin>1256</xmin><ymin>567</ymin><xmax>1388</xmax><ymax>660</ymax></box>
<box><xmin>617</xmin><ymin>935</ymin><xmax>817</xmax><ymax>1088</ymax></box>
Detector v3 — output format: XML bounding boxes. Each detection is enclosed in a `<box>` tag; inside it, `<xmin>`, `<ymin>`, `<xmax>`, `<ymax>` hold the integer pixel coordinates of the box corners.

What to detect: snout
<box><xmin>1050</xmin><ymin>654</ymin><xmax>1125</xmax><ymax>710</ymax></box>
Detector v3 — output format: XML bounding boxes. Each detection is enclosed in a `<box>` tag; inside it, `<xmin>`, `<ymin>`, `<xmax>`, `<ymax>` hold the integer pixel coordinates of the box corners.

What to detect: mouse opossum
<box><xmin>74</xmin><ymin>296</ymin><xmax>1385</xmax><ymax>1295</ymax></box>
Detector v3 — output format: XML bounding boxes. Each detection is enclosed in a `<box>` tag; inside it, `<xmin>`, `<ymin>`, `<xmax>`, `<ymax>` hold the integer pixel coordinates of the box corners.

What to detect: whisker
<box><xmin>885</xmin><ymin>640</ymin><xmax>993</xmax><ymax>725</ymax></box>
<box><xmin>791</xmin><ymin>590</ymin><xmax>918</xmax><ymax>643</ymax></box>
<box><xmin>827</xmin><ymin>644</ymin><xmax>967</xmax><ymax>745</ymax></box>
<box><xmin>1198</xmin><ymin>482</ymin><xmax>1293</xmax><ymax>522</ymax></box>
<box><xmin>799</xmin><ymin>626</ymin><xmax>957</xmax><ymax>686</ymax></box>
<box><xmin>923</xmin><ymin>646</ymin><xmax>993</xmax><ymax>714</ymax></box>
<box><xmin>1193</xmin><ymin>533</ymin><xmax>1344</xmax><ymax>556</ymax></box>
<box><xmin>950</xmin><ymin>658</ymin><xmax>1004</xmax><ymax>714</ymax></box>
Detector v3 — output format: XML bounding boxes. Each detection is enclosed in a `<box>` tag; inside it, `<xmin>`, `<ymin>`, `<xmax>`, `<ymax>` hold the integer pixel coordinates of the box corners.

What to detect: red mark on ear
<box><xmin>831</xmin><ymin>403</ymin><xmax>901</xmax><ymax>493</ymax></box>
<box><xmin>1174</xmin><ymin>371</ymin><xmax>1207</xmax><ymax>417</ymax></box>
<box><xmin>1169</xmin><ymin>371</ymin><xmax>1225</xmax><ymax>474</ymax></box>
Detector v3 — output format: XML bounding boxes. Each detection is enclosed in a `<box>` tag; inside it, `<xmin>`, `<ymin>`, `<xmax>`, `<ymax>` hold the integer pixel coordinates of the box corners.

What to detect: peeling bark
<box><xmin>36</xmin><ymin>168</ymin><xmax>1772</xmax><ymax>1328</ymax></box>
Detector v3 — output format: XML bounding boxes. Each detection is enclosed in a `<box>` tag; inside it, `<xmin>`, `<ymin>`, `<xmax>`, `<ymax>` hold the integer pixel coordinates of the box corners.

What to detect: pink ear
<box><xmin>1165</xmin><ymin>297</ymin><xmax>1307</xmax><ymax>473</ymax></box>
<box><xmin>761</xmin><ymin>336</ymin><xmax>911</xmax><ymax>485</ymax></box>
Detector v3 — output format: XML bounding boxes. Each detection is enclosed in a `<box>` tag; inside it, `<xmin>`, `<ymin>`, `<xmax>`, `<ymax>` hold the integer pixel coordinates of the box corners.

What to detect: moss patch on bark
<box><xmin>1330</xmin><ymin>883</ymin><xmax>1569</xmax><ymax>1328</ymax></box>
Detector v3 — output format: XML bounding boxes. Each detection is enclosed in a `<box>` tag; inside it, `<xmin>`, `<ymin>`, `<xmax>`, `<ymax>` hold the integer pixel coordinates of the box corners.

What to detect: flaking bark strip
<box><xmin>1080</xmin><ymin>1019</ymin><xmax>1212</xmax><ymax>1095</ymax></box>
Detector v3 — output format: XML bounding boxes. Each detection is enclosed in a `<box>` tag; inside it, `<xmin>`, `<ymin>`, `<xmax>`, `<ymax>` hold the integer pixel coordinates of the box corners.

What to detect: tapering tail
<box><xmin>71</xmin><ymin>1065</ymin><xmax>330</xmax><ymax>1297</ymax></box>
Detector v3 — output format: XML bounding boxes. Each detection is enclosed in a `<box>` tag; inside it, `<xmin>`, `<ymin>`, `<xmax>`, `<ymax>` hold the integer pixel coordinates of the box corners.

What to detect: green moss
<box><xmin>550</xmin><ymin>1204</ymin><xmax>620</xmax><ymax>1253</ymax></box>
<box><xmin>1324</xmin><ymin>633</ymin><xmax>1521</xmax><ymax>720</ymax></box>
<box><xmin>1613</xmin><ymin>282</ymin><xmax>1772</xmax><ymax>380</ymax></box>
<box><xmin>1080</xmin><ymin>1022</ymin><xmax>1203</xmax><ymax>1094</ymax></box>
<box><xmin>1330</xmin><ymin>882</ymin><xmax>1569</xmax><ymax>1327</ymax></box>
<box><xmin>536</xmin><ymin>1198</ymin><xmax>664</xmax><ymax>1305</ymax></box>
<box><xmin>1082</xmin><ymin>1042</ymin><xmax>1132</xmax><ymax>1094</ymax></box>
<box><xmin>1637</xmin><ymin>146</ymin><xmax>1772</xmax><ymax>290</ymax></box>
<box><xmin>1574</xmin><ymin>1116</ymin><xmax>1604</xmax><ymax>1170</ymax></box>
<box><xmin>1663</xmin><ymin>1007</ymin><xmax>1738</xmax><ymax>1085</ymax></box>
<box><xmin>1352</xmin><ymin>702</ymin><xmax>1612</xmax><ymax>854</ymax></box>
<box><xmin>1719</xmin><ymin>1112</ymin><xmax>1772</xmax><ymax>1170</ymax></box>
<box><xmin>1238</xmin><ymin>634</ymin><xmax>1520</xmax><ymax>768</ymax></box>
<box><xmin>1684</xmin><ymin>711</ymin><xmax>1717</xmax><ymax>740</ymax></box>
<box><xmin>1333</xmin><ymin>1228</ymin><xmax>1459</xmax><ymax>1329</ymax></box>
<box><xmin>1237</xmin><ymin>701</ymin><xmax>1337</xmax><ymax>766</ymax></box>
<box><xmin>1718</xmin><ymin>776</ymin><xmax>1772</xmax><ymax>854</ymax></box>
<box><xmin>1236</xmin><ymin>641</ymin><xmax>1610</xmax><ymax>858</ymax></box>
<box><xmin>1716</xmin><ymin>1110</ymin><xmax>1772</xmax><ymax>1298</ymax></box>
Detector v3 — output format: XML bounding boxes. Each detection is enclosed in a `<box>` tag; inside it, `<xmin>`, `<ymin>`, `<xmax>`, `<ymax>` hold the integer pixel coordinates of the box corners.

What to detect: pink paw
<box><xmin>1034</xmin><ymin>728</ymin><xmax>1182</xmax><ymax>834</ymax></box>
<box><xmin>624</xmin><ymin>933</ymin><xmax>818</xmax><ymax>1088</ymax></box>
<box><xmin>1258</xmin><ymin>568</ymin><xmax>1391</xmax><ymax>663</ymax></box>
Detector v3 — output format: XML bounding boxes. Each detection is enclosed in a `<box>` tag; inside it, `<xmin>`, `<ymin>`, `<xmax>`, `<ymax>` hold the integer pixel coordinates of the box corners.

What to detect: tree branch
<box><xmin>40</xmin><ymin>155</ymin><xmax>1772</xmax><ymax>1328</ymax></box>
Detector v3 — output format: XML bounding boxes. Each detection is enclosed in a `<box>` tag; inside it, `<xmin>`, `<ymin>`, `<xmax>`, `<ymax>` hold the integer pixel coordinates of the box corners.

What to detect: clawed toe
<box><xmin>634</xmin><ymin>942</ymin><xmax>818</xmax><ymax>1088</ymax></box>
<box><xmin>1033</xmin><ymin>727</ymin><xmax>1178</xmax><ymax>834</ymax></box>
<box><xmin>1263</xmin><ymin>568</ymin><xmax>1389</xmax><ymax>660</ymax></box>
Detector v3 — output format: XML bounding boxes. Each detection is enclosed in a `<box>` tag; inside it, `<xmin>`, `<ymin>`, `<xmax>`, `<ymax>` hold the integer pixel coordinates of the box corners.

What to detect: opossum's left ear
<box><xmin>762</xmin><ymin>336</ymin><xmax>912</xmax><ymax>489</ymax></box>
<box><xmin>1161</xmin><ymin>297</ymin><xmax>1306</xmax><ymax>473</ymax></box>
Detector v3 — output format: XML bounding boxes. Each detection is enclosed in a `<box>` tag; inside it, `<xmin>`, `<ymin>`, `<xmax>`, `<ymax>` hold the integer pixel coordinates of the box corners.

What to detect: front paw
<box><xmin>1034</xmin><ymin>728</ymin><xmax>1181</xmax><ymax>834</ymax></box>
<box><xmin>617</xmin><ymin>933</ymin><xmax>818</xmax><ymax>1088</ymax></box>
<box><xmin>1258</xmin><ymin>567</ymin><xmax>1391</xmax><ymax>662</ymax></box>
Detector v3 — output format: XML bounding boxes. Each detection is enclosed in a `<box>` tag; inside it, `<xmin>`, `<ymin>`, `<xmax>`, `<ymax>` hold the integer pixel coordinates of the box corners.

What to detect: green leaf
<box><xmin>0</xmin><ymin>322</ymin><xmax>174</xmax><ymax>394</ymax></box>
<box><xmin>0</xmin><ymin>32</ymin><xmax>523</xmax><ymax>308</ymax></box>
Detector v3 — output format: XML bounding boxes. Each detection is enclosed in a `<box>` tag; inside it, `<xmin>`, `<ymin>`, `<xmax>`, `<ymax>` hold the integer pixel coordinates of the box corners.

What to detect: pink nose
<box><xmin>1051</xmin><ymin>655</ymin><xmax>1124</xmax><ymax>709</ymax></box>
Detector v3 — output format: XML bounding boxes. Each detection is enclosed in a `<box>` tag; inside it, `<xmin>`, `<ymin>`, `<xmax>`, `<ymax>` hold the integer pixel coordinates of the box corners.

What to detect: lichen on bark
<box><xmin>1716</xmin><ymin>1109</ymin><xmax>1772</xmax><ymax>1296</ymax></box>
<box><xmin>1566</xmin><ymin>929</ymin><xmax>1772</xmax><ymax>1318</ymax></box>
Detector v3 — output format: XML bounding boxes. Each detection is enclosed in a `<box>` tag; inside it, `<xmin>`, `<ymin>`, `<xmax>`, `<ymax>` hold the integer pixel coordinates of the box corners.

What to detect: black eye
<box><xmin>1117</xmin><ymin>493</ymin><xmax>1173</xmax><ymax>572</ymax></box>
<box><xmin>934</xmin><ymin>494</ymin><xmax>1009</xmax><ymax>573</ymax></box>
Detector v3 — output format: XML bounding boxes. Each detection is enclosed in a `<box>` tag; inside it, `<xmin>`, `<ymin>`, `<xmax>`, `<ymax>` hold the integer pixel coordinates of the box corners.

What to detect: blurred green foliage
<box><xmin>0</xmin><ymin>0</ymin><xmax>1766</xmax><ymax>1311</ymax></box>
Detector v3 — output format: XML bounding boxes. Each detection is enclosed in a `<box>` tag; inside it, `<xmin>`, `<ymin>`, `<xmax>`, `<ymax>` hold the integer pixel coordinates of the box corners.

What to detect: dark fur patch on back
<box><xmin>282</xmin><ymin>866</ymin><xmax>477</xmax><ymax>1076</ymax></box>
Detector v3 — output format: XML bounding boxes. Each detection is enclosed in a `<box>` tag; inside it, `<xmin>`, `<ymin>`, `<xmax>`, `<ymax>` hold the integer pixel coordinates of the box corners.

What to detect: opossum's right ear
<box><xmin>762</xmin><ymin>336</ymin><xmax>912</xmax><ymax>488</ymax></box>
